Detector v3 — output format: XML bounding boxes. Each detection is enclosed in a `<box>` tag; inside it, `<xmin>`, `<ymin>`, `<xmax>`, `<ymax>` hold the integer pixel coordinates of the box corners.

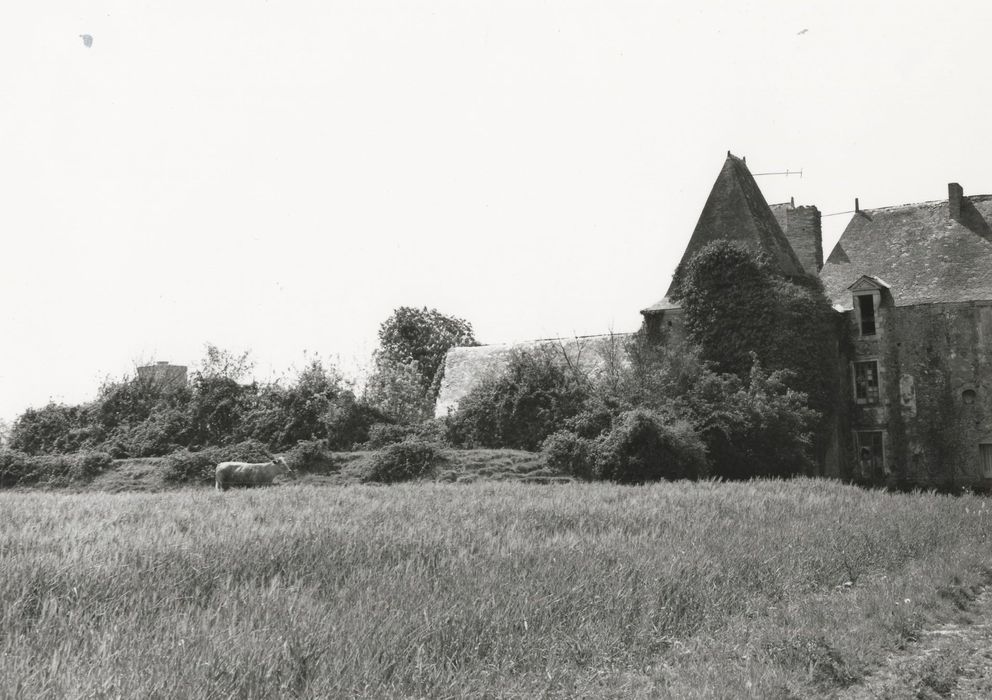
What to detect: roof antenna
<box><xmin>753</xmin><ymin>168</ymin><xmax>804</xmax><ymax>178</ymax></box>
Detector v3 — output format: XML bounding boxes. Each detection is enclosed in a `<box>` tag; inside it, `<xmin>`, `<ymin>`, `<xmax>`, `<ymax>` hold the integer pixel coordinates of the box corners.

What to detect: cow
<box><xmin>215</xmin><ymin>457</ymin><xmax>294</xmax><ymax>491</ymax></box>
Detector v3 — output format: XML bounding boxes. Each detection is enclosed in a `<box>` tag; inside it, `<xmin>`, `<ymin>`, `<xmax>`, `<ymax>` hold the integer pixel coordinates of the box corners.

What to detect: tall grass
<box><xmin>1</xmin><ymin>480</ymin><xmax>990</xmax><ymax>698</ymax></box>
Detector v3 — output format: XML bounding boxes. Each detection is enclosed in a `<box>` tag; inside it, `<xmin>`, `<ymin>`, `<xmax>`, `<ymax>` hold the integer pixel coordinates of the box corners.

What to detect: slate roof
<box><xmin>644</xmin><ymin>154</ymin><xmax>804</xmax><ymax>314</ymax></box>
<box><xmin>819</xmin><ymin>195</ymin><xmax>992</xmax><ymax>309</ymax></box>
<box><xmin>662</xmin><ymin>153</ymin><xmax>804</xmax><ymax>298</ymax></box>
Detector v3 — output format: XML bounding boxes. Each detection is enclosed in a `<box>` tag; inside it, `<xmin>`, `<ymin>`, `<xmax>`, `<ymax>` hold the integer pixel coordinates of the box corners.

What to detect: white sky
<box><xmin>3</xmin><ymin>1</ymin><xmax>992</xmax><ymax>422</ymax></box>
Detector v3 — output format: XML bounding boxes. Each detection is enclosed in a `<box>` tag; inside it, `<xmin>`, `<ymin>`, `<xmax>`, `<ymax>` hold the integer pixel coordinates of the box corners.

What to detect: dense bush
<box><xmin>283</xmin><ymin>440</ymin><xmax>336</xmax><ymax>475</ymax></box>
<box><xmin>365</xmin><ymin>423</ymin><xmax>417</xmax><ymax>449</ymax></box>
<box><xmin>447</xmin><ymin>347</ymin><xmax>588</xmax><ymax>450</ymax></box>
<box><xmin>8</xmin><ymin>404</ymin><xmax>96</xmax><ymax>455</ymax></box>
<box><xmin>541</xmin><ymin>431</ymin><xmax>598</xmax><ymax>480</ymax></box>
<box><xmin>671</xmin><ymin>240</ymin><xmax>838</xmax><ymax>455</ymax></box>
<box><xmin>595</xmin><ymin>411</ymin><xmax>707</xmax><ymax>484</ymax></box>
<box><xmin>363</xmin><ymin>440</ymin><xmax>440</xmax><ymax>484</ymax></box>
<box><xmin>0</xmin><ymin>450</ymin><xmax>113</xmax><ymax>488</ymax></box>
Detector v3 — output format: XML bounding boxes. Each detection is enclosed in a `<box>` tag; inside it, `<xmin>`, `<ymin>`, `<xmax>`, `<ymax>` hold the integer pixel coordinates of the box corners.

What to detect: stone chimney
<box><xmin>772</xmin><ymin>201</ymin><xmax>824</xmax><ymax>274</ymax></box>
<box><xmin>949</xmin><ymin>182</ymin><xmax>964</xmax><ymax>221</ymax></box>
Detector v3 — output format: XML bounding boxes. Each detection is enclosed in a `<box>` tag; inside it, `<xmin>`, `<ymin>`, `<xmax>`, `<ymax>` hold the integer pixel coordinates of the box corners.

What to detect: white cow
<box><xmin>215</xmin><ymin>457</ymin><xmax>293</xmax><ymax>491</ymax></box>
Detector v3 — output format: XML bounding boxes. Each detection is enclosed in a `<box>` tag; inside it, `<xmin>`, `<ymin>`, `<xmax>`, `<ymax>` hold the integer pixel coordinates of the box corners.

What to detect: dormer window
<box><xmin>857</xmin><ymin>294</ymin><xmax>876</xmax><ymax>336</ymax></box>
<box><xmin>848</xmin><ymin>276</ymin><xmax>889</xmax><ymax>338</ymax></box>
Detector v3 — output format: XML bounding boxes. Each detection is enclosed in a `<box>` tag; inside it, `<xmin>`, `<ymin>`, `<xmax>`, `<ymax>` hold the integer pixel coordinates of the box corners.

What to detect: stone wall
<box><xmin>771</xmin><ymin>202</ymin><xmax>823</xmax><ymax>275</ymax></box>
<box><xmin>845</xmin><ymin>300</ymin><xmax>992</xmax><ymax>488</ymax></box>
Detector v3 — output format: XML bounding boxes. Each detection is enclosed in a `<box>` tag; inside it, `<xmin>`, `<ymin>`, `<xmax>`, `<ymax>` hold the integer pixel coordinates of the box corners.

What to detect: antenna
<box><xmin>752</xmin><ymin>168</ymin><xmax>803</xmax><ymax>178</ymax></box>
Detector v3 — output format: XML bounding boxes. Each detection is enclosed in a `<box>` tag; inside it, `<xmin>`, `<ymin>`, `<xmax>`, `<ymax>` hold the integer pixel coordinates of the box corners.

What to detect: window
<box><xmin>981</xmin><ymin>444</ymin><xmax>992</xmax><ymax>479</ymax></box>
<box><xmin>854</xmin><ymin>361</ymin><xmax>880</xmax><ymax>404</ymax></box>
<box><xmin>857</xmin><ymin>294</ymin><xmax>876</xmax><ymax>336</ymax></box>
<box><xmin>856</xmin><ymin>431</ymin><xmax>886</xmax><ymax>477</ymax></box>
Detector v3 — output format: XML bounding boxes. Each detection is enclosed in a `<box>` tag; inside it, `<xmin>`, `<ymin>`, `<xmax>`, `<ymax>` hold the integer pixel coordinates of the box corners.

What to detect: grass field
<box><xmin>81</xmin><ymin>448</ymin><xmax>559</xmax><ymax>493</ymax></box>
<box><xmin>2</xmin><ymin>479</ymin><xmax>990</xmax><ymax>698</ymax></box>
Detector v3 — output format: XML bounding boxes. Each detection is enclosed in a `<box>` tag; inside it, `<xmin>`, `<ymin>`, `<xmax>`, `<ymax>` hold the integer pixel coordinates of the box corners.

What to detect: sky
<box><xmin>3</xmin><ymin>0</ymin><xmax>992</xmax><ymax>423</ymax></box>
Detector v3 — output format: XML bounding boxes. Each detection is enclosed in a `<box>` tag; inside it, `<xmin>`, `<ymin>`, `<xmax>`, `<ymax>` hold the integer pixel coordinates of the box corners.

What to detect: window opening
<box><xmin>858</xmin><ymin>294</ymin><xmax>876</xmax><ymax>336</ymax></box>
<box><xmin>981</xmin><ymin>444</ymin><xmax>992</xmax><ymax>479</ymax></box>
<box><xmin>857</xmin><ymin>431</ymin><xmax>885</xmax><ymax>478</ymax></box>
<box><xmin>854</xmin><ymin>361</ymin><xmax>880</xmax><ymax>404</ymax></box>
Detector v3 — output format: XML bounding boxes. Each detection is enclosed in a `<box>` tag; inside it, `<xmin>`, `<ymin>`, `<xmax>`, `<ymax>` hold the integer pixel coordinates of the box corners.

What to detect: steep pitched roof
<box><xmin>819</xmin><ymin>195</ymin><xmax>992</xmax><ymax>309</ymax></box>
<box><xmin>660</xmin><ymin>153</ymin><xmax>804</xmax><ymax>299</ymax></box>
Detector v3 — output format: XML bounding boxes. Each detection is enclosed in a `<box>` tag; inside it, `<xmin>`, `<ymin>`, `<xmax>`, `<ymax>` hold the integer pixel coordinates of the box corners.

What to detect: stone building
<box><xmin>136</xmin><ymin>361</ymin><xmax>188</xmax><ymax>390</ymax></box>
<box><xmin>643</xmin><ymin>153</ymin><xmax>992</xmax><ymax>488</ymax></box>
<box><xmin>438</xmin><ymin>152</ymin><xmax>992</xmax><ymax>489</ymax></box>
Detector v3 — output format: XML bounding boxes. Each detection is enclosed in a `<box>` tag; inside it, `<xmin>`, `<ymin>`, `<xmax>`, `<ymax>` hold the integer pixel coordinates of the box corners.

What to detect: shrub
<box><xmin>448</xmin><ymin>347</ymin><xmax>588</xmax><ymax>450</ymax></box>
<box><xmin>324</xmin><ymin>394</ymin><xmax>389</xmax><ymax>450</ymax></box>
<box><xmin>595</xmin><ymin>410</ymin><xmax>707</xmax><ymax>484</ymax></box>
<box><xmin>283</xmin><ymin>440</ymin><xmax>336</xmax><ymax>474</ymax></box>
<box><xmin>0</xmin><ymin>450</ymin><xmax>33</xmax><ymax>487</ymax></box>
<box><xmin>541</xmin><ymin>431</ymin><xmax>598</xmax><ymax>480</ymax></box>
<box><xmin>68</xmin><ymin>452</ymin><xmax>114</xmax><ymax>482</ymax></box>
<box><xmin>365</xmin><ymin>423</ymin><xmax>416</xmax><ymax>449</ymax></box>
<box><xmin>363</xmin><ymin>440</ymin><xmax>439</xmax><ymax>484</ymax></box>
<box><xmin>0</xmin><ymin>450</ymin><xmax>113</xmax><ymax>487</ymax></box>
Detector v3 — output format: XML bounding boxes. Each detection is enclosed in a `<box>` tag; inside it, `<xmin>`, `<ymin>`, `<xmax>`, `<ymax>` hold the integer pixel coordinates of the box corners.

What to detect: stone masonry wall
<box><xmin>847</xmin><ymin>301</ymin><xmax>992</xmax><ymax>488</ymax></box>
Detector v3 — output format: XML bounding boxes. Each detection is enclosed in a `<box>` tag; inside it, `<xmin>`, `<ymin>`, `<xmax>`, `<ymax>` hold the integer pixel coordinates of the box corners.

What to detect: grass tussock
<box><xmin>1</xmin><ymin>479</ymin><xmax>990</xmax><ymax>698</ymax></box>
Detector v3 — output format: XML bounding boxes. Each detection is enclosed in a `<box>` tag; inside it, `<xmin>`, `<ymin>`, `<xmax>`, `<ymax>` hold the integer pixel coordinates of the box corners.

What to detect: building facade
<box><xmin>643</xmin><ymin>153</ymin><xmax>992</xmax><ymax>489</ymax></box>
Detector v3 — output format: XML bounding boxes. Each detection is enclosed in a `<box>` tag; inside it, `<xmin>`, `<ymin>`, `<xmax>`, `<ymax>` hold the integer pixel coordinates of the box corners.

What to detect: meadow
<box><xmin>2</xmin><ymin>479</ymin><xmax>991</xmax><ymax>698</ymax></box>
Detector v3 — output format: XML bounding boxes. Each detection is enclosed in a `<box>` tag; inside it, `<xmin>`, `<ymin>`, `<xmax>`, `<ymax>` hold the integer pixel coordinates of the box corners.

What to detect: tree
<box><xmin>186</xmin><ymin>345</ymin><xmax>257</xmax><ymax>447</ymax></box>
<box><xmin>447</xmin><ymin>346</ymin><xmax>589</xmax><ymax>450</ymax></box>
<box><xmin>366</xmin><ymin>307</ymin><xmax>477</xmax><ymax>422</ymax></box>
<box><xmin>375</xmin><ymin>307</ymin><xmax>477</xmax><ymax>397</ymax></box>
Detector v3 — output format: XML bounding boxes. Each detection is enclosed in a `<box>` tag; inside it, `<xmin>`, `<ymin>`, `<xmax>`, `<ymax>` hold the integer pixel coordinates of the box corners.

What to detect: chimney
<box><xmin>855</xmin><ymin>198</ymin><xmax>860</xmax><ymax>213</ymax></box>
<box><xmin>949</xmin><ymin>182</ymin><xmax>963</xmax><ymax>221</ymax></box>
<box><xmin>780</xmin><ymin>204</ymin><xmax>824</xmax><ymax>274</ymax></box>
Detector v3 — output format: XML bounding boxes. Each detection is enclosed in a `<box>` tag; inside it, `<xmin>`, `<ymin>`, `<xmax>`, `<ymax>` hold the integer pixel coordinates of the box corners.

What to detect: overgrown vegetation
<box><xmin>6</xmin><ymin>347</ymin><xmax>389</xmax><ymax>460</ymax></box>
<box><xmin>364</xmin><ymin>306</ymin><xmax>478</xmax><ymax>423</ymax></box>
<box><xmin>362</xmin><ymin>439</ymin><xmax>440</xmax><ymax>483</ymax></box>
<box><xmin>1</xmin><ymin>480</ymin><xmax>989</xmax><ymax>697</ymax></box>
<box><xmin>671</xmin><ymin>240</ymin><xmax>839</xmax><ymax>454</ymax></box>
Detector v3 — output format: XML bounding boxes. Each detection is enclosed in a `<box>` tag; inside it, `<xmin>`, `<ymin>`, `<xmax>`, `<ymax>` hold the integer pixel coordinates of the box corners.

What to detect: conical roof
<box><xmin>663</xmin><ymin>153</ymin><xmax>804</xmax><ymax>298</ymax></box>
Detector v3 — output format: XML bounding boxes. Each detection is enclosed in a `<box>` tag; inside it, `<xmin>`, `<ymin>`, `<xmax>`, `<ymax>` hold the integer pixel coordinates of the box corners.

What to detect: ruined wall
<box><xmin>846</xmin><ymin>301</ymin><xmax>992</xmax><ymax>489</ymax></box>
<box><xmin>641</xmin><ymin>308</ymin><xmax>685</xmax><ymax>344</ymax></box>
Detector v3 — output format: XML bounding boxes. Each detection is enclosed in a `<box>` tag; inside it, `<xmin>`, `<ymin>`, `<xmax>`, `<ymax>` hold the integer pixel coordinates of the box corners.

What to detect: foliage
<box><xmin>8</xmin><ymin>403</ymin><xmax>96</xmax><ymax>455</ymax></box>
<box><xmin>365</xmin><ymin>423</ymin><xmax>417</xmax><ymax>449</ymax></box>
<box><xmin>594</xmin><ymin>410</ymin><xmax>708</xmax><ymax>483</ymax></box>
<box><xmin>322</xmin><ymin>393</ymin><xmax>388</xmax><ymax>450</ymax></box>
<box><xmin>671</xmin><ymin>241</ymin><xmax>837</xmax><ymax>433</ymax></box>
<box><xmin>283</xmin><ymin>440</ymin><xmax>336</xmax><ymax>475</ymax></box>
<box><xmin>541</xmin><ymin>430</ymin><xmax>598</xmax><ymax>480</ymax></box>
<box><xmin>447</xmin><ymin>347</ymin><xmax>589</xmax><ymax>451</ymax></box>
<box><xmin>0</xmin><ymin>450</ymin><xmax>113</xmax><ymax>488</ymax></box>
<box><xmin>162</xmin><ymin>440</ymin><xmax>273</xmax><ymax>485</ymax></box>
<box><xmin>9</xmin><ymin>346</ymin><xmax>387</xmax><ymax>458</ymax></box>
<box><xmin>684</xmin><ymin>356</ymin><xmax>817</xmax><ymax>479</ymax></box>
<box><xmin>363</xmin><ymin>439</ymin><xmax>439</xmax><ymax>483</ymax></box>
<box><xmin>363</xmin><ymin>356</ymin><xmax>434</xmax><ymax>424</ymax></box>
<box><xmin>375</xmin><ymin>306</ymin><xmax>478</xmax><ymax>398</ymax></box>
